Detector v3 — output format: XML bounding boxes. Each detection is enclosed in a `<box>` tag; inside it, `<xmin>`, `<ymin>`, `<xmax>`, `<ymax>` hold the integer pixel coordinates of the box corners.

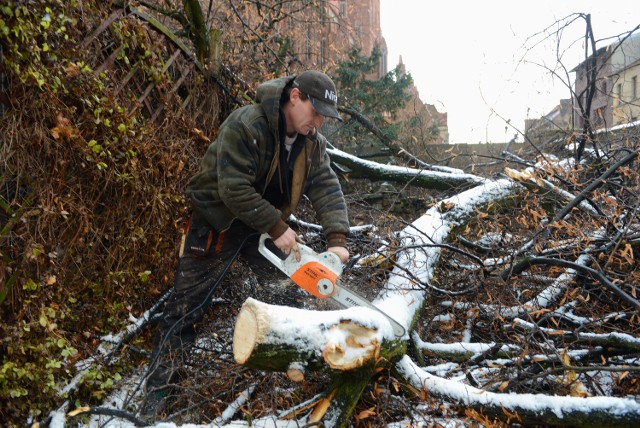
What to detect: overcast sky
<box><xmin>379</xmin><ymin>0</ymin><xmax>640</xmax><ymax>144</ymax></box>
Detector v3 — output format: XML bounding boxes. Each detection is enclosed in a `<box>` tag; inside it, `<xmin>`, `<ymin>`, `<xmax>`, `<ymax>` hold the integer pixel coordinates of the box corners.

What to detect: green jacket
<box><xmin>186</xmin><ymin>75</ymin><xmax>349</xmax><ymax>247</ymax></box>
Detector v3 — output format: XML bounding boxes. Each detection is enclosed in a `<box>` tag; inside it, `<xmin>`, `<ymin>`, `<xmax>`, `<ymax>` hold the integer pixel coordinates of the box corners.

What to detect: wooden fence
<box><xmin>79</xmin><ymin>7</ymin><xmax>220</xmax><ymax>133</ymax></box>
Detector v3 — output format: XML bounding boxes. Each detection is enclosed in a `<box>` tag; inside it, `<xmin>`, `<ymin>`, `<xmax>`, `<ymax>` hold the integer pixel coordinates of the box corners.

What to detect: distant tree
<box><xmin>332</xmin><ymin>46</ymin><xmax>413</xmax><ymax>158</ymax></box>
<box><xmin>400</xmin><ymin>109</ymin><xmax>444</xmax><ymax>156</ymax></box>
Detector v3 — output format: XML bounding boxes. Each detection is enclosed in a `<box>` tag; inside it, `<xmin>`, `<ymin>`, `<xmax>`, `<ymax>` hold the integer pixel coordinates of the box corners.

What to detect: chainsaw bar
<box><xmin>331</xmin><ymin>284</ymin><xmax>406</xmax><ymax>337</ymax></box>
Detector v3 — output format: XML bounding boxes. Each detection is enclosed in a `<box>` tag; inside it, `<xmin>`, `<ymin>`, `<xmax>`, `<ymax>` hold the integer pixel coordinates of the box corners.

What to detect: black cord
<box><xmin>116</xmin><ymin>231</ymin><xmax>260</xmax><ymax>423</ymax></box>
<box><xmin>148</xmin><ymin>230</ymin><xmax>260</xmax><ymax>376</ymax></box>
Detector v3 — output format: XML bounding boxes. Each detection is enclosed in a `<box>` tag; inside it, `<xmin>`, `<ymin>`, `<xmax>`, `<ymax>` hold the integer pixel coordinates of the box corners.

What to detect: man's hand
<box><xmin>328</xmin><ymin>246</ymin><xmax>349</xmax><ymax>264</ymax></box>
<box><xmin>272</xmin><ymin>228</ymin><xmax>303</xmax><ymax>261</ymax></box>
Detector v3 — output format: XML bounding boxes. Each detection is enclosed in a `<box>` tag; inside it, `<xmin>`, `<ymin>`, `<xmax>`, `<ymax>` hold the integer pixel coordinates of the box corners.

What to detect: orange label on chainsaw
<box><xmin>290</xmin><ymin>261</ymin><xmax>338</xmax><ymax>298</ymax></box>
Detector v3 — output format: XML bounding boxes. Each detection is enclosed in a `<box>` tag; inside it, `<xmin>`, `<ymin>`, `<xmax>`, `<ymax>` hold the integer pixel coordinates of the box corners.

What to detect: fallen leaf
<box><xmin>64</xmin><ymin>63</ymin><xmax>81</xmax><ymax>78</ymax></box>
<box><xmin>50</xmin><ymin>113</ymin><xmax>79</xmax><ymax>141</ymax></box>
<box><xmin>438</xmin><ymin>201</ymin><xmax>455</xmax><ymax>212</ymax></box>
<box><xmin>67</xmin><ymin>406</ymin><xmax>91</xmax><ymax>417</ymax></box>
<box><xmin>355</xmin><ymin>408</ymin><xmax>376</xmax><ymax>420</ymax></box>
<box><xmin>191</xmin><ymin>127</ymin><xmax>211</xmax><ymax>142</ymax></box>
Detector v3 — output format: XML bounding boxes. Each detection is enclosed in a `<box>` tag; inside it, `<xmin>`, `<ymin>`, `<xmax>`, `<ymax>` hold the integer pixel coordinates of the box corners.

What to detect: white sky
<box><xmin>379</xmin><ymin>0</ymin><xmax>640</xmax><ymax>144</ymax></box>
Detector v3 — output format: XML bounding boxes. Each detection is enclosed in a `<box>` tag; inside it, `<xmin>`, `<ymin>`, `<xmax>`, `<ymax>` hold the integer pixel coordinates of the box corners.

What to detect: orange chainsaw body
<box><xmin>290</xmin><ymin>260</ymin><xmax>338</xmax><ymax>298</ymax></box>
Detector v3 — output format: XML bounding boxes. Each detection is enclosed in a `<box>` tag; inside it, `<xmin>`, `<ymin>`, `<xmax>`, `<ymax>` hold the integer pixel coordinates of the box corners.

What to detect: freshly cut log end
<box><xmin>287</xmin><ymin>362</ymin><xmax>306</xmax><ymax>382</ymax></box>
<box><xmin>233</xmin><ymin>303</ymin><xmax>259</xmax><ymax>364</ymax></box>
<box><xmin>322</xmin><ymin>321</ymin><xmax>380</xmax><ymax>370</ymax></box>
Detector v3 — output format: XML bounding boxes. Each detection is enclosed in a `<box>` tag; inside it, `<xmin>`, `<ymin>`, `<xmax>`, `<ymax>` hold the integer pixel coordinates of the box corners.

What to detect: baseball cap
<box><xmin>293</xmin><ymin>70</ymin><xmax>343</xmax><ymax>121</ymax></box>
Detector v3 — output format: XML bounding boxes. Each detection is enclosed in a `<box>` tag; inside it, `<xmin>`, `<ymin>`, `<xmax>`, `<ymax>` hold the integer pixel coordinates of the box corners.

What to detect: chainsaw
<box><xmin>258</xmin><ymin>233</ymin><xmax>406</xmax><ymax>337</ymax></box>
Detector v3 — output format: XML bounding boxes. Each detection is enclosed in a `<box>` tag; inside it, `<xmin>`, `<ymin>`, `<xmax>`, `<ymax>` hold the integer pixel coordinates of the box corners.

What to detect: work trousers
<box><xmin>146</xmin><ymin>219</ymin><xmax>286</xmax><ymax>391</ymax></box>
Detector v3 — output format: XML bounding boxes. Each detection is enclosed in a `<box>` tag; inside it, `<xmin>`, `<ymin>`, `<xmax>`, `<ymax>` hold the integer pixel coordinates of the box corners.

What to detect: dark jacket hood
<box><xmin>255</xmin><ymin>76</ymin><xmax>296</xmax><ymax>137</ymax></box>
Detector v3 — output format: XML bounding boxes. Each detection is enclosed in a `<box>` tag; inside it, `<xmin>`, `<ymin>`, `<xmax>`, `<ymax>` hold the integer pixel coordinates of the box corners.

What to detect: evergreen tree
<box><xmin>331</xmin><ymin>46</ymin><xmax>413</xmax><ymax>158</ymax></box>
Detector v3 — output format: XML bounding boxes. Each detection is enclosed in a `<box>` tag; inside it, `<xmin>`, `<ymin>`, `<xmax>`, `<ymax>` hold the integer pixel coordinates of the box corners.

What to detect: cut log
<box><xmin>233</xmin><ymin>298</ymin><xmax>393</xmax><ymax>372</ymax></box>
<box><xmin>286</xmin><ymin>362</ymin><xmax>306</xmax><ymax>382</ymax></box>
<box><xmin>233</xmin><ymin>299</ymin><xmax>408</xmax><ymax>427</ymax></box>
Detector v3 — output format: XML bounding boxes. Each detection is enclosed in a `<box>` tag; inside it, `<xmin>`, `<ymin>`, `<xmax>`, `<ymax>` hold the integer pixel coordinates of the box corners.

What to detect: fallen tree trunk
<box><xmin>397</xmin><ymin>355</ymin><xmax>640</xmax><ymax>427</ymax></box>
<box><xmin>327</xmin><ymin>147</ymin><xmax>485</xmax><ymax>191</ymax></box>
<box><xmin>233</xmin><ymin>298</ymin><xmax>405</xmax><ymax>374</ymax></box>
<box><xmin>232</xmin><ymin>298</ymin><xmax>407</xmax><ymax>427</ymax></box>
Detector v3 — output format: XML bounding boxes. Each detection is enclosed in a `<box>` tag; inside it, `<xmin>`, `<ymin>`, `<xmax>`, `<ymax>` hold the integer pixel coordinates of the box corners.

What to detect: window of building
<box><xmin>595</xmin><ymin>107</ymin><xmax>605</xmax><ymax>128</ymax></box>
<box><xmin>381</xmin><ymin>49</ymin><xmax>388</xmax><ymax>75</ymax></box>
<box><xmin>633</xmin><ymin>75</ymin><xmax>638</xmax><ymax>100</ymax></box>
<box><xmin>616</xmin><ymin>83</ymin><xmax>622</xmax><ymax>106</ymax></box>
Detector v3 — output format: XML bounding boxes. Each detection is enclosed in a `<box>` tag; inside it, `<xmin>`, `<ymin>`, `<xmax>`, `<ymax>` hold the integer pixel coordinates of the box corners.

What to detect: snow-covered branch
<box><xmin>328</xmin><ymin>147</ymin><xmax>485</xmax><ymax>191</ymax></box>
<box><xmin>397</xmin><ymin>355</ymin><xmax>640</xmax><ymax>427</ymax></box>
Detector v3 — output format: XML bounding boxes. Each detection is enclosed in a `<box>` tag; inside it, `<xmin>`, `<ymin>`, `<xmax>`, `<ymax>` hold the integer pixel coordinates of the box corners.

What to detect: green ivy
<box><xmin>0</xmin><ymin>0</ymin><xmax>77</xmax><ymax>95</ymax></box>
<box><xmin>1</xmin><ymin>0</ymin><xmax>201</xmax><ymax>423</ymax></box>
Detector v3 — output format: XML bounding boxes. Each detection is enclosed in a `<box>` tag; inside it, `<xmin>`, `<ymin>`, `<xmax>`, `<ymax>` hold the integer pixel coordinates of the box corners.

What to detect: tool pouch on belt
<box><xmin>182</xmin><ymin>215</ymin><xmax>216</xmax><ymax>257</ymax></box>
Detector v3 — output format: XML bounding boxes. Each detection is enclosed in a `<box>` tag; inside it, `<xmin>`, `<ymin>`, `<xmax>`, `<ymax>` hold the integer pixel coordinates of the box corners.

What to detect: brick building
<box><xmin>208</xmin><ymin>0</ymin><xmax>447</xmax><ymax>145</ymax></box>
<box><xmin>286</xmin><ymin>0</ymin><xmax>388</xmax><ymax>78</ymax></box>
<box><xmin>395</xmin><ymin>56</ymin><xmax>449</xmax><ymax>145</ymax></box>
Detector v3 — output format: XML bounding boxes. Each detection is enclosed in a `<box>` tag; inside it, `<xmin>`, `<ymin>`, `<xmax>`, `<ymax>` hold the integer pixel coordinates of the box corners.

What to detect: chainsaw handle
<box><xmin>262</xmin><ymin>236</ymin><xmax>288</xmax><ymax>260</ymax></box>
<box><xmin>258</xmin><ymin>233</ymin><xmax>312</xmax><ymax>271</ymax></box>
<box><xmin>258</xmin><ymin>233</ymin><xmax>291</xmax><ymax>269</ymax></box>
<box><xmin>258</xmin><ymin>232</ymin><xmax>311</xmax><ymax>260</ymax></box>
<box><xmin>258</xmin><ymin>233</ymin><xmax>343</xmax><ymax>276</ymax></box>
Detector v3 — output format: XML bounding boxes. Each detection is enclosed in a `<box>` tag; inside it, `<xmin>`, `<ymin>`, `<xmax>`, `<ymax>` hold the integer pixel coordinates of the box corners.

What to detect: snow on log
<box><xmin>397</xmin><ymin>355</ymin><xmax>640</xmax><ymax>427</ymax></box>
<box><xmin>374</xmin><ymin>179</ymin><xmax>517</xmax><ymax>331</ymax></box>
<box><xmin>411</xmin><ymin>332</ymin><xmax>520</xmax><ymax>361</ymax></box>
<box><xmin>510</xmin><ymin>318</ymin><xmax>640</xmax><ymax>352</ymax></box>
<box><xmin>327</xmin><ymin>147</ymin><xmax>485</xmax><ymax>191</ymax></box>
<box><xmin>232</xmin><ymin>298</ymin><xmax>394</xmax><ymax>372</ymax></box>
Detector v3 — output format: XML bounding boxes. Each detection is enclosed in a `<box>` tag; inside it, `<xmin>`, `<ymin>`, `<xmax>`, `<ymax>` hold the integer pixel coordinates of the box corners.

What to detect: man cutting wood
<box><xmin>141</xmin><ymin>70</ymin><xmax>350</xmax><ymax>418</ymax></box>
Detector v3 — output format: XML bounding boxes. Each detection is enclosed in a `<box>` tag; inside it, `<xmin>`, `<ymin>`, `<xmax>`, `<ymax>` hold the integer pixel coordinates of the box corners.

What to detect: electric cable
<box><xmin>111</xmin><ymin>231</ymin><xmax>260</xmax><ymax>425</ymax></box>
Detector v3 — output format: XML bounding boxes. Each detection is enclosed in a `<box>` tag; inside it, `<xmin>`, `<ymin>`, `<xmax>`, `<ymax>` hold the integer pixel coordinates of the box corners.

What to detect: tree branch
<box><xmin>338</xmin><ymin>105</ymin><xmax>462</xmax><ymax>173</ymax></box>
<box><xmin>508</xmin><ymin>256</ymin><xmax>640</xmax><ymax>312</ymax></box>
<box><xmin>327</xmin><ymin>147</ymin><xmax>485</xmax><ymax>191</ymax></box>
<box><xmin>397</xmin><ymin>355</ymin><xmax>640</xmax><ymax>427</ymax></box>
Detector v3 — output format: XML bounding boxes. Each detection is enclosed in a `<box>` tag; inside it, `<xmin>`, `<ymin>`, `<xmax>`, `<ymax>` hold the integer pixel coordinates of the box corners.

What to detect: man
<box><xmin>141</xmin><ymin>70</ymin><xmax>350</xmax><ymax>417</ymax></box>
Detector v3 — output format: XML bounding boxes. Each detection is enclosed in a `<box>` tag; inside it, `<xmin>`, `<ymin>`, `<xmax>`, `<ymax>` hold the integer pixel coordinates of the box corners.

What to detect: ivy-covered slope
<box><xmin>0</xmin><ymin>1</ymin><xmax>220</xmax><ymax>422</ymax></box>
